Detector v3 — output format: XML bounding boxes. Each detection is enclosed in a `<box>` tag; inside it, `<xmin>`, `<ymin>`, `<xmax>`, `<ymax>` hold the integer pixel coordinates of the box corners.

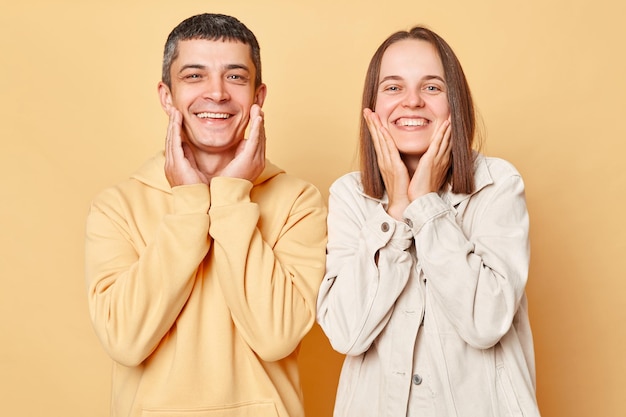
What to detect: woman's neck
<box><xmin>401</xmin><ymin>153</ymin><xmax>421</xmax><ymax>177</ymax></box>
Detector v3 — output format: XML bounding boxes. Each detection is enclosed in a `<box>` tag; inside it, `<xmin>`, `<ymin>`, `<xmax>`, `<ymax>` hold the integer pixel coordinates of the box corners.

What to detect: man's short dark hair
<box><xmin>162</xmin><ymin>13</ymin><xmax>262</xmax><ymax>88</ymax></box>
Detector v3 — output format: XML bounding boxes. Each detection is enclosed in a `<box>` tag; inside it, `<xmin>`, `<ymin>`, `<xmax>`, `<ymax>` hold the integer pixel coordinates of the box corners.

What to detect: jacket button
<box><xmin>405</xmin><ymin>218</ymin><xmax>414</xmax><ymax>228</ymax></box>
<box><xmin>412</xmin><ymin>374</ymin><xmax>423</xmax><ymax>385</ymax></box>
<box><xmin>381</xmin><ymin>222</ymin><xmax>390</xmax><ymax>232</ymax></box>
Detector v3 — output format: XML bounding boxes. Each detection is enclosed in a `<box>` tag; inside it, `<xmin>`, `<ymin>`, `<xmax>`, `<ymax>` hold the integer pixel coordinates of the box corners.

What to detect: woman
<box><xmin>316</xmin><ymin>26</ymin><xmax>540</xmax><ymax>416</ymax></box>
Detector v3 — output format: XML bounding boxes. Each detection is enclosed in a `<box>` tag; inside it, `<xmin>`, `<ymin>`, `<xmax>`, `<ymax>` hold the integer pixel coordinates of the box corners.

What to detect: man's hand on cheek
<box><xmin>164</xmin><ymin>108</ymin><xmax>209</xmax><ymax>186</ymax></box>
<box><xmin>219</xmin><ymin>104</ymin><xmax>266</xmax><ymax>182</ymax></box>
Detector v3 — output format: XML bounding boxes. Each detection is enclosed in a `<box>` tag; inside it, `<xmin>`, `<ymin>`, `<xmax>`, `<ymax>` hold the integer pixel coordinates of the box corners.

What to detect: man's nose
<box><xmin>203</xmin><ymin>78</ymin><xmax>229</xmax><ymax>102</ymax></box>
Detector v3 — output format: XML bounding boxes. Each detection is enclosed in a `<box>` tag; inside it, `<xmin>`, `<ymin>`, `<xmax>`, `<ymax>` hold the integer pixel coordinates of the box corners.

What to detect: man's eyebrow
<box><xmin>225</xmin><ymin>63</ymin><xmax>250</xmax><ymax>72</ymax></box>
<box><xmin>178</xmin><ymin>64</ymin><xmax>206</xmax><ymax>73</ymax></box>
<box><xmin>177</xmin><ymin>63</ymin><xmax>251</xmax><ymax>73</ymax></box>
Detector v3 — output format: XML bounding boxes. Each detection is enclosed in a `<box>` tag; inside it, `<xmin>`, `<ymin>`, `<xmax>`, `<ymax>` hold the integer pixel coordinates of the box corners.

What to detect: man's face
<box><xmin>159</xmin><ymin>39</ymin><xmax>266</xmax><ymax>154</ymax></box>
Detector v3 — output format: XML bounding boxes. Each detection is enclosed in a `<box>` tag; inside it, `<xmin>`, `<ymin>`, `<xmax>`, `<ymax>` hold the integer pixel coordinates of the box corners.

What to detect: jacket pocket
<box><xmin>141</xmin><ymin>401</ymin><xmax>279</xmax><ymax>417</ymax></box>
<box><xmin>496</xmin><ymin>363</ymin><xmax>524</xmax><ymax>417</ymax></box>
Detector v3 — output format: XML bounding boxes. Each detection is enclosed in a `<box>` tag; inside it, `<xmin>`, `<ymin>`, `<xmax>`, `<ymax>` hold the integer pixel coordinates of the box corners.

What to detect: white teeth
<box><xmin>197</xmin><ymin>112</ymin><xmax>230</xmax><ymax>119</ymax></box>
<box><xmin>397</xmin><ymin>118</ymin><xmax>428</xmax><ymax>126</ymax></box>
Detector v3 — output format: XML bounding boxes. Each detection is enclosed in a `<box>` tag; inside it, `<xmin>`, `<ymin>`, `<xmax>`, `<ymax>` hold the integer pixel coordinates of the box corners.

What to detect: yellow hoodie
<box><xmin>85</xmin><ymin>152</ymin><xmax>327</xmax><ymax>417</ymax></box>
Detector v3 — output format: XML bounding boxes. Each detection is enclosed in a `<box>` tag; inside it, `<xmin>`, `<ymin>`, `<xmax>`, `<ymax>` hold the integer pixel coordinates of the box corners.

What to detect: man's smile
<box><xmin>196</xmin><ymin>112</ymin><xmax>231</xmax><ymax>119</ymax></box>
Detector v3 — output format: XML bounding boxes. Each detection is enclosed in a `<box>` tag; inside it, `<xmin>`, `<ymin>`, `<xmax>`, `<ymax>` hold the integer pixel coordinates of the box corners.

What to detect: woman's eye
<box><xmin>425</xmin><ymin>85</ymin><xmax>442</xmax><ymax>92</ymax></box>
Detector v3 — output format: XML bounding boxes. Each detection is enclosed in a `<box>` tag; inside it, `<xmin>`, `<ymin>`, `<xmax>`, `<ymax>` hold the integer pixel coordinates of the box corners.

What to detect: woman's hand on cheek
<box><xmin>409</xmin><ymin>117</ymin><xmax>452</xmax><ymax>200</ymax></box>
<box><xmin>363</xmin><ymin>108</ymin><xmax>411</xmax><ymax>220</ymax></box>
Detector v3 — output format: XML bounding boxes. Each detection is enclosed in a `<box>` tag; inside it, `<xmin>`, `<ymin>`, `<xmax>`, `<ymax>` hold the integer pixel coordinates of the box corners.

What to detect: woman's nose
<box><xmin>403</xmin><ymin>89</ymin><xmax>424</xmax><ymax>108</ymax></box>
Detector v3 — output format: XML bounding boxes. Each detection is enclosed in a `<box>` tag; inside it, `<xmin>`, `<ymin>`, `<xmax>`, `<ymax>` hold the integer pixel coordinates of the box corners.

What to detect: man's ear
<box><xmin>157</xmin><ymin>82</ymin><xmax>173</xmax><ymax>113</ymax></box>
<box><xmin>254</xmin><ymin>83</ymin><xmax>267</xmax><ymax>107</ymax></box>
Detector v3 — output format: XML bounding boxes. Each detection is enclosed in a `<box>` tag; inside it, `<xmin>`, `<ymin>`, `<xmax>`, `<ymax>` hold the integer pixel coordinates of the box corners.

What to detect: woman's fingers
<box><xmin>436</xmin><ymin>118</ymin><xmax>452</xmax><ymax>161</ymax></box>
<box><xmin>364</xmin><ymin>108</ymin><xmax>396</xmax><ymax>169</ymax></box>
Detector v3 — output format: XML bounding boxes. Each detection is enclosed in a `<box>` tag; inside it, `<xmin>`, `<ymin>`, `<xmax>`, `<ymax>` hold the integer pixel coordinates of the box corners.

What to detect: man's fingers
<box><xmin>166</xmin><ymin>108</ymin><xmax>184</xmax><ymax>158</ymax></box>
<box><xmin>247</xmin><ymin>115</ymin><xmax>262</xmax><ymax>148</ymax></box>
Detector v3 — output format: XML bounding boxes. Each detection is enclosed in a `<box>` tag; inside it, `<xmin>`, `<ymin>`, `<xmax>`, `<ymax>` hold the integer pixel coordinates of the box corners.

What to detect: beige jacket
<box><xmin>85</xmin><ymin>152</ymin><xmax>327</xmax><ymax>417</ymax></box>
<box><xmin>317</xmin><ymin>155</ymin><xmax>540</xmax><ymax>416</ymax></box>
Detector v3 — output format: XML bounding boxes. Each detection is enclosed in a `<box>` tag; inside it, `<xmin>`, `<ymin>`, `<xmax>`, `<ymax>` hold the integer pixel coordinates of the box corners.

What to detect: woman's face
<box><xmin>374</xmin><ymin>39</ymin><xmax>450</xmax><ymax>157</ymax></box>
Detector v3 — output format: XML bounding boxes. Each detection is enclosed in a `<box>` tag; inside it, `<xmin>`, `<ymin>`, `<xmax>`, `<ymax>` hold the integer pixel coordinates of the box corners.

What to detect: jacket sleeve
<box><xmin>316</xmin><ymin>176</ymin><xmax>414</xmax><ymax>355</ymax></box>
<box><xmin>407</xmin><ymin>172</ymin><xmax>530</xmax><ymax>349</ymax></box>
<box><xmin>85</xmin><ymin>184</ymin><xmax>212</xmax><ymax>366</ymax></box>
<box><xmin>207</xmin><ymin>177</ymin><xmax>327</xmax><ymax>362</ymax></box>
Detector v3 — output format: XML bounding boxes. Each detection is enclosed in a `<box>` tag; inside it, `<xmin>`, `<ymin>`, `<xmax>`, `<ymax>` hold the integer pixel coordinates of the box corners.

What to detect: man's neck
<box><xmin>190</xmin><ymin>146</ymin><xmax>237</xmax><ymax>182</ymax></box>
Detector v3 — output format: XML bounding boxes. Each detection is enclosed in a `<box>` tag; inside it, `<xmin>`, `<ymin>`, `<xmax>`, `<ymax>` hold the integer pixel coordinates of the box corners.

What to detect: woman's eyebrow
<box><xmin>379</xmin><ymin>74</ymin><xmax>446</xmax><ymax>86</ymax></box>
<box><xmin>424</xmin><ymin>75</ymin><xmax>446</xmax><ymax>82</ymax></box>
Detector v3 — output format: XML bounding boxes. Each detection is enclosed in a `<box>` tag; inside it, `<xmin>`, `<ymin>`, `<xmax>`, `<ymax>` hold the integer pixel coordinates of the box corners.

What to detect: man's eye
<box><xmin>185</xmin><ymin>74</ymin><xmax>201</xmax><ymax>80</ymax></box>
<box><xmin>227</xmin><ymin>74</ymin><xmax>248</xmax><ymax>82</ymax></box>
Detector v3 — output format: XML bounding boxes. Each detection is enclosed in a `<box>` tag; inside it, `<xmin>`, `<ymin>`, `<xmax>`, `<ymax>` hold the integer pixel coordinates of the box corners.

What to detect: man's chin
<box><xmin>190</xmin><ymin>138</ymin><xmax>242</xmax><ymax>155</ymax></box>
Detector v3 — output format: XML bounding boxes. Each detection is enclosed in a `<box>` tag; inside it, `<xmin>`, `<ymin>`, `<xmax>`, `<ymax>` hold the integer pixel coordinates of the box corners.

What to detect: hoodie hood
<box><xmin>131</xmin><ymin>151</ymin><xmax>285</xmax><ymax>193</ymax></box>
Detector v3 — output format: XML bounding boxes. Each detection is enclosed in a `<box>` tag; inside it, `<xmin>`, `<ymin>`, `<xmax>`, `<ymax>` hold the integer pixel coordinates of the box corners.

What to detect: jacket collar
<box><xmin>130</xmin><ymin>151</ymin><xmax>284</xmax><ymax>193</ymax></box>
<box><xmin>444</xmin><ymin>153</ymin><xmax>492</xmax><ymax>206</ymax></box>
<box><xmin>357</xmin><ymin>153</ymin><xmax>493</xmax><ymax>207</ymax></box>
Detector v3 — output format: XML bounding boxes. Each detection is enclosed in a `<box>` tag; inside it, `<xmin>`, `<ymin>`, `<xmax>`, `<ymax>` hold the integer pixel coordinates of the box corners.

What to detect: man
<box><xmin>85</xmin><ymin>13</ymin><xmax>327</xmax><ymax>417</ymax></box>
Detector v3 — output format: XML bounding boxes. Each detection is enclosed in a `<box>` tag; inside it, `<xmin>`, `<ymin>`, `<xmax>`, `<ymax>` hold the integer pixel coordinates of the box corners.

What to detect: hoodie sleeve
<box><xmin>85</xmin><ymin>183</ymin><xmax>211</xmax><ymax>366</ymax></box>
<box><xmin>207</xmin><ymin>175</ymin><xmax>327</xmax><ymax>362</ymax></box>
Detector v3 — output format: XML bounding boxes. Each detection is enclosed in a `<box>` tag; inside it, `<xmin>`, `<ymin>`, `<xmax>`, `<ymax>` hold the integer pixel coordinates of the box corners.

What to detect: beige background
<box><xmin>1</xmin><ymin>0</ymin><xmax>625</xmax><ymax>416</ymax></box>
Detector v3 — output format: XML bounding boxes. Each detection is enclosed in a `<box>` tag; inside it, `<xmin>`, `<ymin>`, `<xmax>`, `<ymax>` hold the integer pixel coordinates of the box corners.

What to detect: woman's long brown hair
<box><xmin>359</xmin><ymin>26</ymin><xmax>479</xmax><ymax>198</ymax></box>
